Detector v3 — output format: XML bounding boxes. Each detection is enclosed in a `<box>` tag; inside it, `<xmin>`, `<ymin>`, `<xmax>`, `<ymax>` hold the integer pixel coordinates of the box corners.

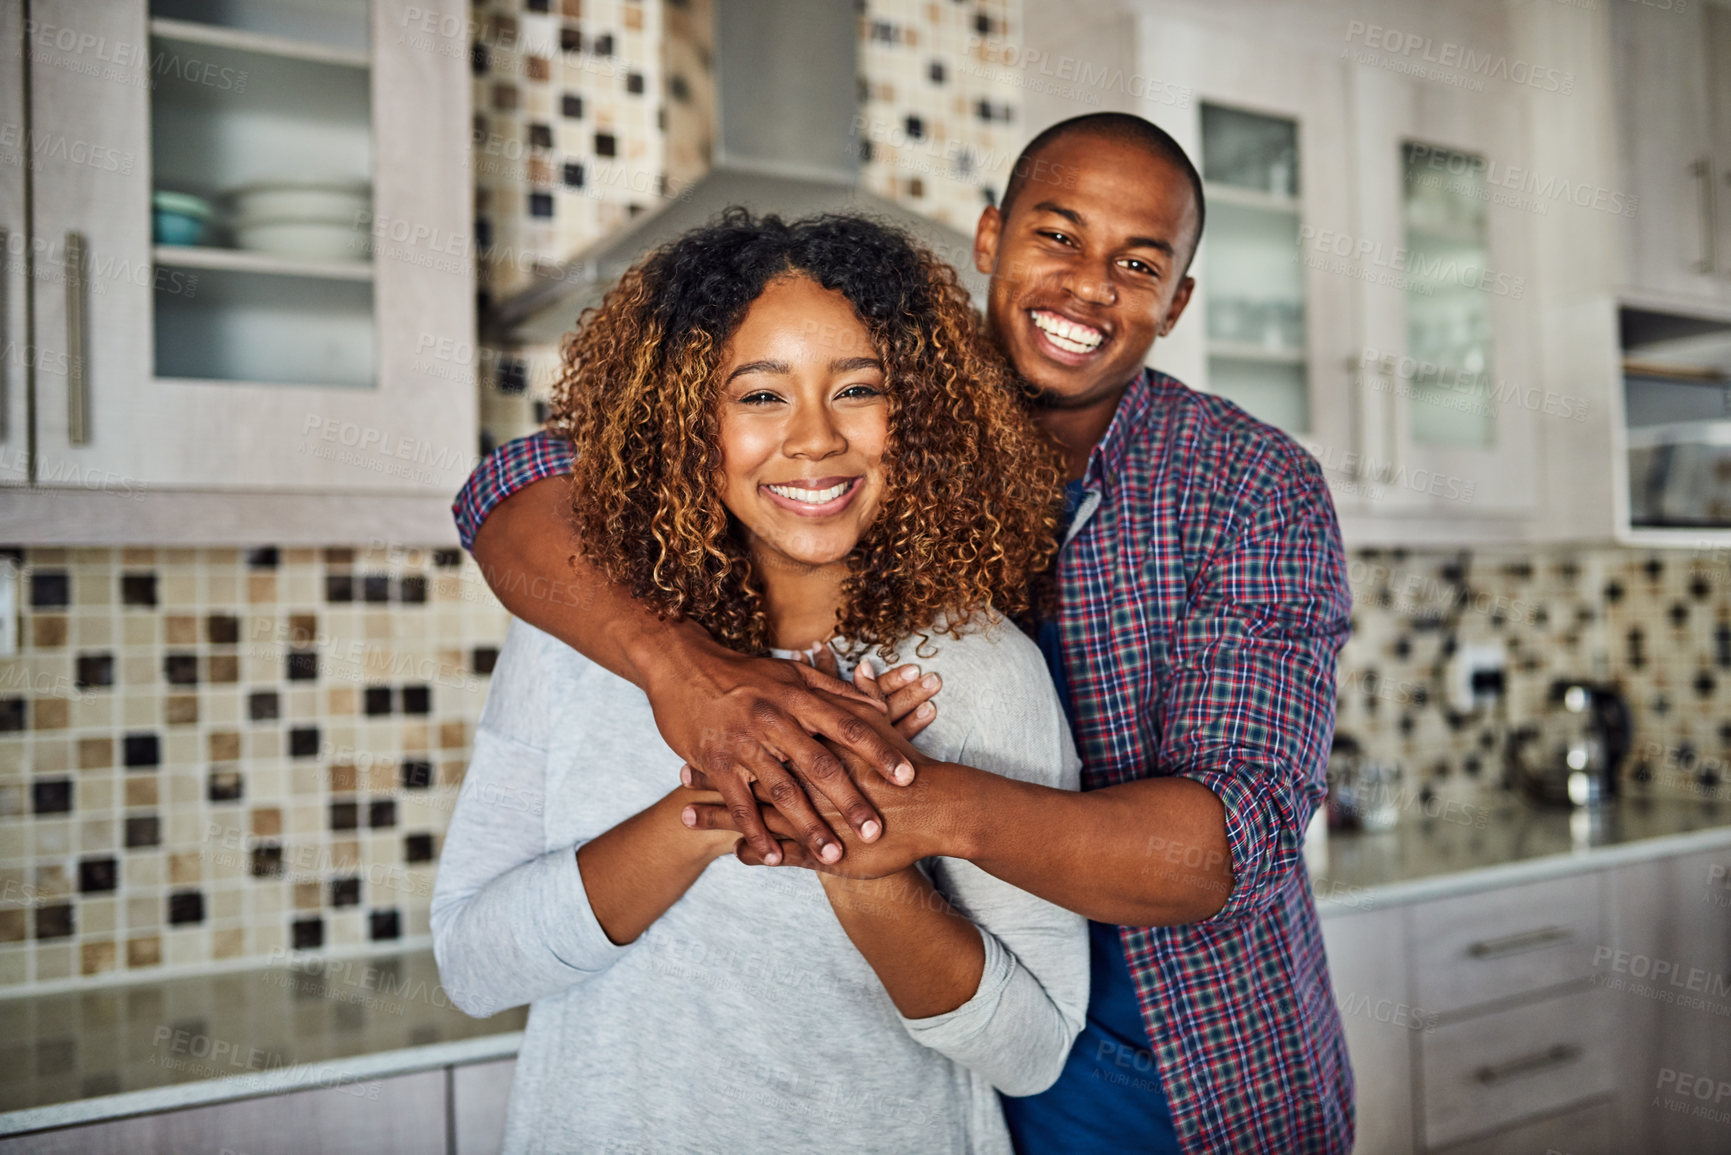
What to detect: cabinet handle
<box><xmin>1692</xmin><ymin>158</ymin><xmax>1717</xmax><ymax>276</ymax></box>
<box><xmin>64</xmin><ymin>231</ymin><xmax>89</xmax><ymax>445</ymax></box>
<box><xmin>1473</xmin><ymin>1043</ymin><xmax>1582</xmax><ymax>1086</ymax></box>
<box><xmin>1464</xmin><ymin>925</ymin><xmax>1572</xmax><ymax>959</ymax></box>
<box><xmin>0</xmin><ymin>226</ymin><xmax>8</xmax><ymax>445</ymax></box>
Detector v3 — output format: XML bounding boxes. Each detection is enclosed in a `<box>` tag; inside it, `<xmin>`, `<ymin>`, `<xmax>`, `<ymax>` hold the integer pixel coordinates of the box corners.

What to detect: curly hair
<box><xmin>548</xmin><ymin>209</ymin><xmax>1063</xmax><ymax>663</ymax></box>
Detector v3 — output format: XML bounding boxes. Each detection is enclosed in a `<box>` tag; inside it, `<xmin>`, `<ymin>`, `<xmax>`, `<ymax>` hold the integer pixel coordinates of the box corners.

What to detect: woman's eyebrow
<box><xmin>831</xmin><ymin>356</ymin><xmax>884</xmax><ymax>373</ymax></box>
<box><xmin>724</xmin><ymin>359</ymin><xmax>790</xmax><ymax>383</ymax></box>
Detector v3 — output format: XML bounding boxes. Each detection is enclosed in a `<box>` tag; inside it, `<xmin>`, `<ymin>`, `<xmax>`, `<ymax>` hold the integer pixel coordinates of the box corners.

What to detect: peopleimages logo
<box><xmin>1298</xmin><ymin>226</ymin><xmax>1527</xmax><ymax>299</ymax></box>
<box><xmin>1342</xmin><ymin>22</ymin><xmax>1575</xmax><ymax>95</ymax></box>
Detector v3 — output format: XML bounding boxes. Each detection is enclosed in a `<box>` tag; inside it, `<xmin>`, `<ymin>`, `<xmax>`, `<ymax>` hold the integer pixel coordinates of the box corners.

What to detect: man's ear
<box><xmin>1158</xmin><ymin>275</ymin><xmax>1196</xmax><ymax>338</ymax></box>
<box><xmin>973</xmin><ymin>205</ymin><xmax>1002</xmax><ymax>276</ymax></box>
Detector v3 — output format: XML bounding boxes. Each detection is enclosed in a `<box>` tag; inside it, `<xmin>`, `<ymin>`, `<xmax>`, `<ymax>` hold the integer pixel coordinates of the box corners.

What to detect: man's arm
<box><xmin>685</xmin><ymin>473</ymin><xmax>1347</xmax><ymax>928</ymax></box>
<box><xmin>457</xmin><ymin>436</ymin><xmax>939</xmax><ymax>865</ymax></box>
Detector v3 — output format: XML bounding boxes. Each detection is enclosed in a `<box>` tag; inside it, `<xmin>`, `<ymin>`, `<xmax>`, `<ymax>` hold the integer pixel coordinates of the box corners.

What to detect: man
<box><xmin>453</xmin><ymin>113</ymin><xmax>1354</xmax><ymax>1153</ymax></box>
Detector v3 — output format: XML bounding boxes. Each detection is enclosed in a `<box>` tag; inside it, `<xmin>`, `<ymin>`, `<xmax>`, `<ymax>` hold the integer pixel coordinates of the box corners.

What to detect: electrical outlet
<box><xmin>1448</xmin><ymin>641</ymin><xmax>1506</xmax><ymax>714</ymax></box>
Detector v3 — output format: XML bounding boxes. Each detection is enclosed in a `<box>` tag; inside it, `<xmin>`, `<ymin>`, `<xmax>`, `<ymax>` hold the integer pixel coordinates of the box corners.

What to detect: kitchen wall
<box><xmin>0</xmin><ymin>0</ymin><xmax>1725</xmax><ymax>993</ymax></box>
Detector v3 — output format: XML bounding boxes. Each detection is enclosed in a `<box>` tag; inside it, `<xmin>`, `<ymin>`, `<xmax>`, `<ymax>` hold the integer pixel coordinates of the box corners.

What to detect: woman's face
<box><xmin>715</xmin><ymin>275</ymin><xmax>889</xmax><ymax>572</ymax></box>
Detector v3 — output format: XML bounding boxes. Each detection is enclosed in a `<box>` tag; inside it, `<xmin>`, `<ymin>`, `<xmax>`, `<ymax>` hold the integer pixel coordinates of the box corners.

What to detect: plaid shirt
<box><xmin>452</xmin><ymin>369</ymin><xmax>1355</xmax><ymax>1154</ymax></box>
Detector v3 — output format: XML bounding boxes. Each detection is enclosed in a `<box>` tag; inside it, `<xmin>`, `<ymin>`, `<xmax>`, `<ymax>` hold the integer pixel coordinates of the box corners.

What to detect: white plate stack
<box><xmin>224</xmin><ymin>179</ymin><xmax>372</xmax><ymax>262</ymax></box>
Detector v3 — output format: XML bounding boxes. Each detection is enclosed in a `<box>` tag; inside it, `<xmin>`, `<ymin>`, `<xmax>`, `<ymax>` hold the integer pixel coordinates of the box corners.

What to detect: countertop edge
<box><xmin>1314</xmin><ymin>821</ymin><xmax>1731</xmax><ymax>916</ymax></box>
<box><xmin>0</xmin><ymin>1030</ymin><xmax>525</xmax><ymax>1137</ymax></box>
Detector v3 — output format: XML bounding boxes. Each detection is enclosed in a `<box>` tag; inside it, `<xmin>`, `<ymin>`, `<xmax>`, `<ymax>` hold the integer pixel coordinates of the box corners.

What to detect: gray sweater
<box><xmin>432</xmin><ymin>613</ymin><xmax>1087</xmax><ymax>1154</ymax></box>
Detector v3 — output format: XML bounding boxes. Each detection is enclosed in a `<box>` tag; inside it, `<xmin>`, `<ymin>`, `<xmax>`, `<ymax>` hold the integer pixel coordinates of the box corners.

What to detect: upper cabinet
<box><xmin>2</xmin><ymin>0</ymin><xmax>475</xmax><ymax>543</ymax></box>
<box><xmin>1148</xmin><ymin>10</ymin><xmax>1553</xmax><ymax>544</ymax></box>
<box><xmin>1611</xmin><ymin>0</ymin><xmax>1731</xmax><ymax>313</ymax></box>
<box><xmin>1344</xmin><ymin>68</ymin><xmax>1541</xmax><ymax>525</ymax></box>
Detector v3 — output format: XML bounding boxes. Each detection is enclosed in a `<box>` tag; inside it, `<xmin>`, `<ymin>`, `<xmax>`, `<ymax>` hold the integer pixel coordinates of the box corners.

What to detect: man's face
<box><xmin>973</xmin><ymin>132</ymin><xmax>1198</xmax><ymax>408</ymax></box>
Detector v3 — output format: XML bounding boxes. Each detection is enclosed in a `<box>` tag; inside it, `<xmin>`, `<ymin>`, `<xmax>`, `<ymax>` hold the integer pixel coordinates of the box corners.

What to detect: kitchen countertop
<box><xmin>4</xmin><ymin>795</ymin><xmax>1727</xmax><ymax>1135</ymax></box>
<box><xmin>1312</xmin><ymin>794</ymin><xmax>1731</xmax><ymax>914</ymax></box>
<box><xmin>0</xmin><ymin>949</ymin><xmax>525</xmax><ymax>1136</ymax></box>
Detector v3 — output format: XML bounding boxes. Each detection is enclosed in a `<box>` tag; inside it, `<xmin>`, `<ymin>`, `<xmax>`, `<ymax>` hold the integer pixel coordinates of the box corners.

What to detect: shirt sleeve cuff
<box><xmin>541</xmin><ymin>839</ymin><xmax>637</xmax><ymax>975</ymax></box>
<box><xmin>897</xmin><ymin>924</ymin><xmax>1013</xmax><ymax>1048</ymax></box>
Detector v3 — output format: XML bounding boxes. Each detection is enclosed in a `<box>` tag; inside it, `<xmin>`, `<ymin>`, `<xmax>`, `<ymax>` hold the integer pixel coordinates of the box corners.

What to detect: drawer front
<box><xmin>1420</xmin><ymin>988</ymin><xmax>1615</xmax><ymax>1149</ymax></box>
<box><xmin>1430</xmin><ymin>1097</ymin><xmax>1616</xmax><ymax>1155</ymax></box>
<box><xmin>1408</xmin><ymin>872</ymin><xmax>1602</xmax><ymax>1013</ymax></box>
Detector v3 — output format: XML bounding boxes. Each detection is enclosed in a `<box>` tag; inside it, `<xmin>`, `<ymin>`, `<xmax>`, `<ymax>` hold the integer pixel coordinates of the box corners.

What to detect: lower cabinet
<box><xmin>453</xmin><ymin>1058</ymin><xmax>518</xmax><ymax>1155</ymax></box>
<box><xmin>0</xmin><ymin>1058</ymin><xmax>520</xmax><ymax>1155</ymax></box>
<box><xmin>0</xmin><ymin>1070</ymin><xmax>448</xmax><ymax>1155</ymax></box>
<box><xmin>1321</xmin><ymin>838</ymin><xmax>1731</xmax><ymax>1155</ymax></box>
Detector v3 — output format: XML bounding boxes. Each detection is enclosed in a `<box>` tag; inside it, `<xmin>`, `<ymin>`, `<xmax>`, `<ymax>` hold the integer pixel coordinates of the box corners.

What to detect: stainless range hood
<box><xmin>487</xmin><ymin>0</ymin><xmax>989</xmax><ymax>347</ymax></box>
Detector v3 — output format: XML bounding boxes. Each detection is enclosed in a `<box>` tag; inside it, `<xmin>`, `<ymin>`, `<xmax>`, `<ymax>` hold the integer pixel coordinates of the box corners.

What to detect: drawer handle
<box><xmin>1465</xmin><ymin>925</ymin><xmax>1572</xmax><ymax>960</ymax></box>
<box><xmin>1473</xmin><ymin>1043</ymin><xmax>1582</xmax><ymax>1086</ymax></box>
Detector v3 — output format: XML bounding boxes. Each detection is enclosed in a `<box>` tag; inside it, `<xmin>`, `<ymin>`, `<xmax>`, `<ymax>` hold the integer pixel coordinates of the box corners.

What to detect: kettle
<box><xmin>1507</xmin><ymin>680</ymin><xmax>1634</xmax><ymax>808</ymax></box>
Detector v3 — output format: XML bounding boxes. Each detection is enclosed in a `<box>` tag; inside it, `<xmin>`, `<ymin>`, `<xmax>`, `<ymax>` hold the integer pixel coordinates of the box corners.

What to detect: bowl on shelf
<box><xmin>151</xmin><ymin>190</ymin><xmax>214</xmax><ymax>246</ymax></box>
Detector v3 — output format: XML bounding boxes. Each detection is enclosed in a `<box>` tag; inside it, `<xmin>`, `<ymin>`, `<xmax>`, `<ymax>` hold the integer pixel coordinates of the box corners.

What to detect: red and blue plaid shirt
<box><xmin>453</xmin><ymin>368</ymin><xmax>1355</xmax><ymax>1154</ymax></box>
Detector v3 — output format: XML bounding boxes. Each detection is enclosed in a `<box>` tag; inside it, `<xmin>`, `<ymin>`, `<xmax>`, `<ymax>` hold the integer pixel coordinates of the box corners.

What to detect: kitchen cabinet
<box><xmin>1603</xmin><ymin>845</ymin><xmax>1731</xmax><ymax>1153</ymax></box>
<box><xmin>1610</xmin><ymin>0</ymin><xmax>1731</xmax><ymax>313</ymax></box>
<box><xmin>1147</xmin><ymin>22</ymin><xmax>1358</xmax><ymax>468</ymax></box>
<box><xmin>452</xmin><ymin>1057</ymin><xmax>516</xmax><ymax>1155</ymax></box>
<box><xmin>0</xmin><ymin>1069</ymin><xmax>449</xmax><ymax>1154</ymax></box>
<box><xmin>0</xmin><ymin>1</ymin><xmax>27</xmax><ymax>487</ymax></box>
<box><xmin>1135</xmin><ymin>5</ymin><xmax>1573</xmax><ymax>548</ymax></box>
<box><xmin>1321</xmin><ymin>840</ymin><xmax>1731</xmax><ymax>1154</ymax></box>
<box><xmin>2</xmin><ymin>0</ymin><xmax>475</xmax><ymax>544</ymax></box>
<box><xmin>1344</xmin><ymin>68</ymin><xmax>1541</xmax><ymax>525</ymax></box>
<box><xmin>1319</xmin><ymin>905</ymin><xmax>1415</xmax><ymax>1155</ymax></box>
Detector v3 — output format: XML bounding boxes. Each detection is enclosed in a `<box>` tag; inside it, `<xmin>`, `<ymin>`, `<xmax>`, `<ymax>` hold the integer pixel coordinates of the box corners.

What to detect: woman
<box><xmin>432</xmin><ymin>211</ymin><xmax>1086</xmax><ymax>1154</ymax></box>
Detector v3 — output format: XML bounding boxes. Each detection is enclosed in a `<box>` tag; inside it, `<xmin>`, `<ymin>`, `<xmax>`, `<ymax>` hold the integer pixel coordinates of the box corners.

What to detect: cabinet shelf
<box><xmin>154</xmin><ymin>245</ymin><xmax>373</xmax><ymax>282</ymax></box>
<box><xmin>148</xmin><ymin>17</ymin><xmax>369</xmax><ymax>70</ymax></box>
<box><xmin>1204</xmin><ymin>183</ymin><xmax>1301</xmax><ymax>215</ymax></box>
<box><xmin>1209</xmin><ymin>341</ymin><xmax>1305</xmax><ymax>365</ymax></box>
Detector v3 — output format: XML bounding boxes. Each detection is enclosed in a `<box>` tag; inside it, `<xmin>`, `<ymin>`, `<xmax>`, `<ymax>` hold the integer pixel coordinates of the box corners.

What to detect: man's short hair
<box><xmin>998</xmin><ymin>112</ymin><xmax>1206</xmax><ymax>272</ymax></box>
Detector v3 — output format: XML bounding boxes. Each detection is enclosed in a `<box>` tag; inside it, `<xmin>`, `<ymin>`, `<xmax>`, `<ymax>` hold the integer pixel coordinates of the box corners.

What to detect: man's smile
<box><xmin>1027</xmin><ymin>307</ymin><xmax>1110</xmax><ymax>363</ymax></box>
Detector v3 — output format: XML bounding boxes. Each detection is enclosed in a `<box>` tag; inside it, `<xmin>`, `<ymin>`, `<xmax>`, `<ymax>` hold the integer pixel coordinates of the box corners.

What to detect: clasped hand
<box><xmin>677</xmin><ymin>648</ymin><xmax>951</xmax><ymax>877</ymax></box>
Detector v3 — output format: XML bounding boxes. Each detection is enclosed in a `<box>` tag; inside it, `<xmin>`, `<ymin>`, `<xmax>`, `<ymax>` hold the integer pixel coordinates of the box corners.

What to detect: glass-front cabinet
<box><xmin>1165</xmin><ymin>25</ymin><xmax>1357</xmax><ymax>510</ymax></box>
<box><xmin>1199</xmin><ymin>104</ymin><xmax>1309</xmax><ymax>434</ymax></box>
<box><xmin>18</xmin><ymin>0</ymin><xmax>474</xmax><ymax>501</ymax></box>
<box><xmin>1347</xmin><ymin>66</ymin><xmax>1540</xmax><ymax>520</ymax></box>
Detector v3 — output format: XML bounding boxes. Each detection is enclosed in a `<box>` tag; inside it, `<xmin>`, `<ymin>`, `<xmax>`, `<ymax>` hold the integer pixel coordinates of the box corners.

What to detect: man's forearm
<box><xmin>943</xmin><ymin>766</ymin><xmax>1234</xmax><ymax>927</ymax></box>
<box><xmin>470</xmin><ymin>473</ymin><xmax>707</xmax><ymax>690</ymax></box>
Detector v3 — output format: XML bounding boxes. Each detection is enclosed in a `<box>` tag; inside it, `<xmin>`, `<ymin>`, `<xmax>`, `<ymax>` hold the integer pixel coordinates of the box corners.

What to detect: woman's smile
<box><xmin>760</xmin><ymin>476</ymin><xmax>864</xmax><ymax>515</ymax></box>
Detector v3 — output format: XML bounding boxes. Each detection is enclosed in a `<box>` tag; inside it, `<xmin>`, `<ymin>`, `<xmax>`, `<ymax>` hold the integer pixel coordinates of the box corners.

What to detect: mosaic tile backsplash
<box><xmin>1</xmin><ymin>542</ymin><xmax>1727</xmax><ymax>990</ymax></box>
<box><xmin>0</xmin><ymin>547</ymin><xmax>508</xmax><ymax>990</ymax></box>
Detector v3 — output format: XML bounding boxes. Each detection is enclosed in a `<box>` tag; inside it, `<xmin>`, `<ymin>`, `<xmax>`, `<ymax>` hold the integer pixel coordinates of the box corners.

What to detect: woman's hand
<box><xmin>796</xmin><ymin>646</ymin><xmax>941</xmax><ymax>741</ymax></box>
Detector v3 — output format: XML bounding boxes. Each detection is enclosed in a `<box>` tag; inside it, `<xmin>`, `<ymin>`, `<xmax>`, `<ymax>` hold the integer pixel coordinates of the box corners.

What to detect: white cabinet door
<box><xmin>1603</xmin><ymin>847</ymin><xmax>1731</xmax><ymax>1155</ymax></box>
<box><xmin>452</xmin><ymin>1057</ymin><xmax>517</xmax><ymax>1155</ymax></box>
<box><xmin>1610</xmin><ymin>0</ymin><xmax>1729</xmax><ymax>310</ymax></box>
<box><xmin>0</xmin><ymin>2</ymin><xmax>26</xmax><ymax>486</ymax></box>
<box><xmin>1320</xmin><ymin>907</ymin><xmax>1416</xmax><ymax>1155</ymax></box>
<box><xmin>1144</xmin><ymin>16</ymin><xmax>1362</xmax><ymax>516</ymax></box>
<box><xmin>0</xmin><ymin>1070</ymin><xmax>448</xmax><ymax>1154</ymax></box>
<box><xmin>25</xmin><ymin>0</ymin><xmax>475</xmax><ymax>496</ymax></box>
<box><xmin>1346</xmin><ymin>66</ymin><xmax>1541</xmax><ymax>523</ymax></box>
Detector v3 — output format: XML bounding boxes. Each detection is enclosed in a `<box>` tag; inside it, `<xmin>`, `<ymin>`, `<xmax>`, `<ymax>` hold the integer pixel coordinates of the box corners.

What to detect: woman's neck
<box><xmin>752</xmin><ymin>551</ymin><xmax>850</xmax><ymax>651</ymax></box>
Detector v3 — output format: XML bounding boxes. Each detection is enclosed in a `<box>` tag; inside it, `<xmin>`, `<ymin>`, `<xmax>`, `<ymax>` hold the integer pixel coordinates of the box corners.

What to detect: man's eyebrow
<box><xmin>1031</xmin><ymin>201</ymin><xmax>1082</xmax><ymax>226</ymax></box>
<box><xmin>724</xmin><ymin>359</ymin><xmax>790</xmax><ymax>383</ymax></box>
<box><xmin>831</xmin><ymin>356</ymin><xmax>883</xmax><ymax>373</ymax></box>
<box><xmin>1031</xmin><ymin>201</ymin><xmax>1177</xmax><ymax>259</ymax></box>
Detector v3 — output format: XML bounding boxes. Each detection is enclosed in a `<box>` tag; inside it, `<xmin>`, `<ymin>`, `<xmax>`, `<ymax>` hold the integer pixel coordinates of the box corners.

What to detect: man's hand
<box><xmin>640</xmin><ymin>638</ymin><xmax>939</xmax><ymax>868</ymax></box>
<box><xmin>678</xmin><ymin>743</ymin><xmax>962</xmax><ymax>879</ymax></box>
